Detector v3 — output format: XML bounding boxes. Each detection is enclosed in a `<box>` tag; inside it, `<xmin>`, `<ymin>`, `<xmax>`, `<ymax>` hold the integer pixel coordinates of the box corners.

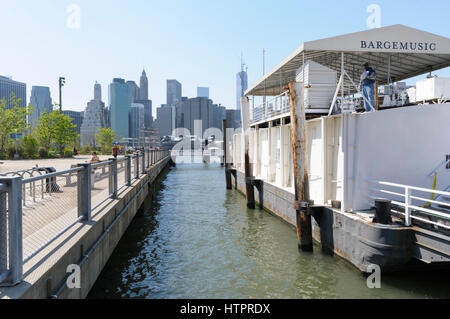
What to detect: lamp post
<box><xmin>59</xmin><ymin>77</ymin><xmax>66</xmax><ymax>112</ymax></box>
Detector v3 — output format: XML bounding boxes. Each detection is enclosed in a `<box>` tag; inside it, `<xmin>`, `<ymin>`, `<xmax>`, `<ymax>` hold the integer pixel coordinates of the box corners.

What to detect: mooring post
<box><xmin>288</xmin><ymin>82</ymin><xmax>313</xmax><ymax>252</ymax></box>
<box><xmin>223</xmin><ymin>119</ymin><xmax>232</xmax><ymax>190</ymax></box>
<box><xmin>241</xmin><ymin>97</ymin><xmax>255</xmax><ymax>209</ymax></box>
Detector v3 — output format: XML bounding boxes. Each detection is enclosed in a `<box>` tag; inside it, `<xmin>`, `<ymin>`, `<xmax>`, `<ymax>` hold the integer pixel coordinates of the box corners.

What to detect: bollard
<box><xmin>223</xmin><ymin>119</ymin><xmax>232</xmax><ymax>190</ymax></box>
<box><xmin>125</xmin><ymin>155</ymin><xmax>131</xmax><ymax>186</ymax></box>
<box><xmin>77</xmin><ymin>164</ymin><xmax>92</xmax><ymax>221</ymax></box>
<box><xmin>373</xmin><ymin>199</ymin><xmax>392</xmax><ymax>225</ymax></box>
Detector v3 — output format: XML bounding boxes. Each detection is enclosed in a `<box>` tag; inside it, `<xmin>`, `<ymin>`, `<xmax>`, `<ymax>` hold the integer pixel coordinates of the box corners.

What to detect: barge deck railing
<box><xmin>370</xmin><ymin>180</ymin><xmax>450</xmax><ymax>230</ymax></box>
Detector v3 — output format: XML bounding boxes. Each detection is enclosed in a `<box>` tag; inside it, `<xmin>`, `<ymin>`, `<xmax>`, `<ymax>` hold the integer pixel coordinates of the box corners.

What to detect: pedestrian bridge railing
<box><xmin>0</xmin><ymin>150</ymin><xmax>170</xmax><ymax>286</ymax></box>
<box><xmin>369</xmin><ymin>180</ymin><xmax>450</xmax><ymax>232</ymax></box>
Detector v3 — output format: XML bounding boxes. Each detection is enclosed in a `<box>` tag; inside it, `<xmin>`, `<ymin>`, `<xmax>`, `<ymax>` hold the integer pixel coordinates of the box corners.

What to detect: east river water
<box><xmin>88</xmin><ymin>164</ymin><xmax>450</xmax><ymax>299</ymax></box>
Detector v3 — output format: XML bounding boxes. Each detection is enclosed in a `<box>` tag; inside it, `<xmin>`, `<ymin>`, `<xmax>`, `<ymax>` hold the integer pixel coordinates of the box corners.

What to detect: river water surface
<box><xmin>88</xmin><ymin>164</ymin><xmax>450</xmax><ymax>299</ymax></box>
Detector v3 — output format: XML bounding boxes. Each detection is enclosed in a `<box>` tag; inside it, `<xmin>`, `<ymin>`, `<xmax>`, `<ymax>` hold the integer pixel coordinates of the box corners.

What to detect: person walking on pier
<box><xmin>113</xmin><ymin>144</ymin><xmax>118</xmax><ymax>158</ymax></box>
<box><xmin>360</xmin><ymin>62</ymin><xmax>377</xmax><ymax>112</ymax></box>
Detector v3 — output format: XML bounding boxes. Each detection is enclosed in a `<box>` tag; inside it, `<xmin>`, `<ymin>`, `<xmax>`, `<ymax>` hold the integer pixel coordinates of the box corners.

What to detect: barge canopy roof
<box><xmin>246</xmin><ymin>25</ymin><xmax>450</xmax><ymax>96</ymax></box>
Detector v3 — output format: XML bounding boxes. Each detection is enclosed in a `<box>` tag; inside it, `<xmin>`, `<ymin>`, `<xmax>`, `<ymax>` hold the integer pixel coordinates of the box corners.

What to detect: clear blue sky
<box><xmin>1</xmin><ymin>0</ymin><xmax>449</xmax><ymax>117</ymax></box>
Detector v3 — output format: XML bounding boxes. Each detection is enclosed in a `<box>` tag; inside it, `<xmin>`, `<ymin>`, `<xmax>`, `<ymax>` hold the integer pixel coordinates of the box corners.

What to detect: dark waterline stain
<box><xmin>88</xmin><ymin>164</ymin><xmax>450</xmax><ymax>299</ymax></box>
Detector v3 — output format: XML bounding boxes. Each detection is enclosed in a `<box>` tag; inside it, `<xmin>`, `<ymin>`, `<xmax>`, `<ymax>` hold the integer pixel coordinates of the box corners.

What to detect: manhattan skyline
<box><xmin>1</xmin><ymin>0</ymin><xmax>450</xmax><ymax>118</ymax></box>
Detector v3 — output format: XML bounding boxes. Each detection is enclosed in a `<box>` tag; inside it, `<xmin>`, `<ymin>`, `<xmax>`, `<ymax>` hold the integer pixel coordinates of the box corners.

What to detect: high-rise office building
<box><xmin>109</xmin><ymin>78</ymin><xmax>131</xmax><ymax>141</ymax></box>
<box><xmin>176</xmin><ymin>97</ymin><xmax>214</xmax><ymax>135</ymax></box>
<box><xmin>139</xmin><ymin>69</ymin><xmax>148</xmax><ymax>100</ymax></box>
<box><xmin>236</xmin><ymin>68</ymin><xmax>248</xmax><ymax>112</ymax></box>
<box><xmin>62</xmin><ymin>110</ymin><xmax>84</xmax><ymax>135</ymax></box>
<box><xmin>80</xmin><ymin>82</ymin><xmax>106</xmax><ymax>146</ymax></box>
<box><xmin>29</xmin><ymin>86</ymin><xmax>52</xmax><ymax>127</ymax></box>
<box><xmin>213</xmin><ymin>104</ymin><xmax>227</xmax><ymax>130</ymax></box>
<box><xmin>0</xmin><ymin>75</ymin><xmax>27</xmax><ymax>109</ymax></box>
<box><xmin>167</xmin><ymin>80</ymin><xmax>182</xmax><ymax>106</ymax></box>
<box><xmin>104</xmin><ymin>106</ymin><xmax>111</xmax><ymax>129</ymax></box>
<box><xmin>129</xmin><ymin>103</ymin><xmax>145</xmax><ymax>143</ymax></box>
<box><xmin>155</xmin><ymin>105</ymin><xmax>174</xmax><ymax>138</ymax></box>
<box><xmin>94</xmin><ymin>81</ymin><xmax>102</xmax><ymax>101</ymax></box>
<box><xmin>226</xmin><ymin>109</ymin><xmax>241</xmax><ymax>130</ymax></box>
<box><xmin>135</xmin><ymin>99</ymin><xmax>152</xmax><ymax>129</ymax></box>
<box><xmin>126</xmin><ymin>81</ymin><xmax>140</xmax><ymax>103</ymax></box>
<box><xmin>197</xmin><ymin>87</ymin><xmax>210</xmax><ymax>98</ymax></box>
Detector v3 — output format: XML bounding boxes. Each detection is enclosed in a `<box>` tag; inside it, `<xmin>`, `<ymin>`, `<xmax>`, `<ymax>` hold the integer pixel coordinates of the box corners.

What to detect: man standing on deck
<box><xmin>360</xmin><ymin>62</ymin><xmax>377</xmax><ymax>112</ymax></box>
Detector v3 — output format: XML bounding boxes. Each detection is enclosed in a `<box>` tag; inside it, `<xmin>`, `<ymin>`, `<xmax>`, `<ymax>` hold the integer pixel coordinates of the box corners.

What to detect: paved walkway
<box><xmin>0</xmin><ymin>156</ymin><xmax>132</xmax><ymax>260</ymax></box>
<box><xmin>0</xmin><ymin>155</ymin><xmax>113</xmax><ymax>175</ymax></box>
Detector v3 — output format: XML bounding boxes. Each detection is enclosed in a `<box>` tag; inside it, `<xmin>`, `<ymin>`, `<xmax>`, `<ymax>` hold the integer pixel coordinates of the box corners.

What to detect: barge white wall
<box><xmin>349</xmin><ymin>103</ymin><xmax>450</xmax><ymax>210</ymax></box>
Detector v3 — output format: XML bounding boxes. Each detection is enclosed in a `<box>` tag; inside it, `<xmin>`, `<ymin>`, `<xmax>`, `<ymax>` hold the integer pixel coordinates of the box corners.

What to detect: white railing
<box><xmin>370</xmin><ymin>180</ymin><xmax>450</xmax><ymax>230</ymax></box>
<box><xmin>252</xmin><ymin>91</ymin><xmax>290</xmax><ymax>124</ymax></box>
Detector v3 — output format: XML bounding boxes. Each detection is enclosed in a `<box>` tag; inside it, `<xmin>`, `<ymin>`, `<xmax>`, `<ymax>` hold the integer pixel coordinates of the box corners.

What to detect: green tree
<box><xmin>0</xmin><ymin>93</ymin><xmax>32</xmax><ymax>153</ymax></box>
<box><xmin>34</xmin><ymin>110</ymin><xmax>77</xmax><ymax>155</ymax></box>
<box><xmin>95</xmin><ymin>128</ymin><xmax>117</xmax><ymax>153</ymax></box>
<box><xmin>51</xmin><ymin>111</ymin><xmax>77</xmax><ymax>155</ymax></box>
<box><xmin>35</xmin><ymin>110</ymin><xmax>53</xmax><ymax>151</ymax></box>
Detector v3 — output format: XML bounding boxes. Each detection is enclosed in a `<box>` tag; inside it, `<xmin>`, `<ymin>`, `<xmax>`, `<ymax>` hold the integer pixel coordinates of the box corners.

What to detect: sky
<box><xmin>1</xmin><ymin>0</ymin><xmax>450</xmax><ymax>118</ymax></box>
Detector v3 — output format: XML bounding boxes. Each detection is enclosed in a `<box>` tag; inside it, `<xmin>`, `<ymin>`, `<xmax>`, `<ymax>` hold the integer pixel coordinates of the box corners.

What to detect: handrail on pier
<box><xmin>0</xmin><ymin>149</ymin><xmax>171</xmax><ymax>286</ymax></box>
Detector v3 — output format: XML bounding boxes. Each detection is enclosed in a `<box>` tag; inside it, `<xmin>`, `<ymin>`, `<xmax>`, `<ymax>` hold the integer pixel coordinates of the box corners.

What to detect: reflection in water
<box><xmin>88</xmin><ymin>164</ymin><xmax>450</xmax><ymax>299</ymax></box>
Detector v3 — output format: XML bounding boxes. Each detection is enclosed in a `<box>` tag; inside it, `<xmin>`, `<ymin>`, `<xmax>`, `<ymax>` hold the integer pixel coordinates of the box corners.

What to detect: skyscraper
<box><xmin>63</xmin><ymin>110</ymin><xmax>84</xmax><ymax>135</ymax></box>
<box><xmin>0</xmin><ymin>75</ymin><xmax>27</xmax><ymax>109</ymax></box>
<box><xmin>167</xmin><ymin>80</ymin><xmax>182</xmax><ymax>106</ymax></box>
<box><xmin>236</xmin><ymin>69</ymin><xmax>248</xmax><ymax>112</ymax></box>
<box><xmin>139</xmin><ymin>69</ymin><xmax>148</xmax><ymax>100</ymax></box>
<box><xmin>29</xmin><ymin>86</ymin><xmax>52</xmax><ymax>127</ymax></box>
<box><xmin>109</xmin><ymin>78</ymin><xmax>131</xmax><ymax>141</ymax></box>
<box><xmin>94</xmin><ymin>81</ymin><xmax>102</xmax><ymax>101</ymax></box>
<box><xmin>129</xmin><ymin>103</ymin><xmax>145</xmax><ymax>142</ymax></box>
<box><xmin>80</xmin><ymin>82</ymin><xmax>106</xmax><ymax>146</ymax></box>
<box><xmin>126</xmin><ymin>81</ymin><xmax>140</xmax><ymax>103</ymax></box>
<box><xmin>197</xmin><ymin>87</ymin><xmax>210</xmax><ymax>98</ymax></box>
<box><xmin>155</xmin><ymin>105</ymin><xmax>174</xmax><ymax>138</ymax></box>
<box><xmin>135</xmin><ymin>99</ymin><xmax>153</xmax><ymax>129</ymax></box>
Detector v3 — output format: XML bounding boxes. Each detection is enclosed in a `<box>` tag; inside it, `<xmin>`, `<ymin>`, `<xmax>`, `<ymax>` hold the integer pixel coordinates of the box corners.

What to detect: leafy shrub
<box><xmin>23</xmin><ymin>136</ymin><xmax>39</xmax><ymax>159</ymax></box>
<box><xmin>80</xmin><ymin>145</ymin><xmax>92</xmax><ymax>154</ymax></box>
<box><xmin>7</xmin><ymin>144</ymin><xmax>24</xmax><ymax>159</ymax></box>
<box><xmin>38</xmin><ymin>147</ymin><xmax>48</xmax><ymax>158</ymax></box>
<box><xmin>63</xmin><ymin>149</ymin><xmax>73</xmax><ymax>158</ymax></box>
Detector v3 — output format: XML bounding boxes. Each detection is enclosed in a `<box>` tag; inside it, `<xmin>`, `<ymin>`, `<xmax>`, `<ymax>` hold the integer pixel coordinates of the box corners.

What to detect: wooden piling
<box><xmin>223</xmin><ymin>119</ymin><xmax>232</xmax><ymax>190</ymax></box>
<box><xmin>241</xmin><ymin>97</ymin><xmax>255</xmax><ymax>209</ymax></box>
<box><xmin>288</xmin><ymin>82</ymin><xmax>313</xmax><ymax>252</ymax></box>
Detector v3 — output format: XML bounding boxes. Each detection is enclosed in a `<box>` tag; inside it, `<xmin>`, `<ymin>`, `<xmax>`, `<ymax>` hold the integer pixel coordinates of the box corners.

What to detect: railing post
<box><xmin>126</xmin><ymin>155</ymin><xmax>131</xmax><ymax>186</ymax></box>
<box><xmin>141</xmin><ymin>152</ymin><xmax>146</xmax><ymax>174</ymax></box>
<box><xmin>77</xmin><ymin>164</ymin><xmax>91</xmax><ymax>221</ymax></box>
<box><xmin>109</xmin><ymin>158</ymin><xmax>118</xmax><ymax>199</ymax></box>
<box><xmin>135</xmin><ymin>155</ymin><xmax>140</xmax><ymax>179</ymax></box>
<box><xmin>405</xmin><ymin>187</ymin><xmax>412</xmax><ymax>226</ymax></box>
<box><xmin>146</xmin><ymin>149</ymin><xmax>150</xmax><ymax>169</ymax></box>
<box><xmin>0</xmin><ymin>177</ymin><xmax>23</xmax><ymax>286</ymax></box>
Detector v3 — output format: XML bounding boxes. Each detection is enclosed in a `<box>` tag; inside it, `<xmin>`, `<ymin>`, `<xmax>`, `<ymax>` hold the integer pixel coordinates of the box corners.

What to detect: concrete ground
<box><xmin>0</xmin><ymin>155</ymin><xmax>114</xmax><ymax>174</ymax></box>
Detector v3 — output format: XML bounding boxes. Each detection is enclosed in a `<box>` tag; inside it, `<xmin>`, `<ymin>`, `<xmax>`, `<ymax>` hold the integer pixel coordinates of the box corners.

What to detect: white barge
<box><xmin>228</xmin><ymin>25</ymin><xmax>450</xmax><ymax>273</ymax></box>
